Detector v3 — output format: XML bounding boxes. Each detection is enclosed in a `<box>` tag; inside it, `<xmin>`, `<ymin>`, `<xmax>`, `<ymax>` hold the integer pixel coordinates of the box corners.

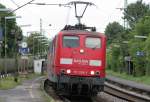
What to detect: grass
<box><xmin>0</xmin><ymin>76</ymin><xmax>21</xmax><ymax>90</ymax></box>
<box><xmin>0</xmin><ymin>73</ymin><xmax>42</xmax><ymax>90</ymax></box>
<box><xmin>106</xmin><ymin>70</ymin><xmax>150</xmax><ymax>85</ymax></box>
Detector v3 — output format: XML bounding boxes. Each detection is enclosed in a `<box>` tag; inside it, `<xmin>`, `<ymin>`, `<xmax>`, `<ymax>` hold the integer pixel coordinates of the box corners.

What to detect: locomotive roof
<box><xmin>59</xmin><ymin>30</ymin><xmax>105</xmax><ymax>37</ymax></box>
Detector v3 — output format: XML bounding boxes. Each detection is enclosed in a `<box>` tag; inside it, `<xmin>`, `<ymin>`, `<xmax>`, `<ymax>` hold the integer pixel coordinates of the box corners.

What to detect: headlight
<box><xmin>66</xmin><ymin>69</ymin><xmax>71</xmax><ymax>74</ymax></box>
<box><xmin>90</xmin><ymin>71</ymin><xmax>95</xmax><ymax>75</ymax></box>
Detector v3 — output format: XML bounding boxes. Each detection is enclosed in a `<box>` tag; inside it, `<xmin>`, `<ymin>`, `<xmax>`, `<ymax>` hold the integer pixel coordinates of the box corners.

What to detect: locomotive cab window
<box><xmin>63</xmin><ymin>36</ymin><xmax>79</xmax><ymax>48</ymax></box>
<box><xmin>85</xmin><ymin>37</ymin><xmax>101</xmax><ymax>49</ymax></box>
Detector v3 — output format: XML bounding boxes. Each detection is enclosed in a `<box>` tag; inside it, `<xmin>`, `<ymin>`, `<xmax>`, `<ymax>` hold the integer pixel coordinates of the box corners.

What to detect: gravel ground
<box><xmin>97</xmin><ymin>92</ymin><xmax>128</xmax><ymax>102</ymax></box>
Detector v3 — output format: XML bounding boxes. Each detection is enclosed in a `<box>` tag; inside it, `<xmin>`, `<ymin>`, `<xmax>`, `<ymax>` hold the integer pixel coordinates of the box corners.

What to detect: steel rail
<box><xmin>106</xmin><ymin>75</ymin><xmax>150</xmax><ymax>94</ymax></box>
<box><xmin>43</xmin><ymin>79</ymin><xmax>71</xmax><ymax>102</ymax></box>
<box><xmin>104</xmin><ymin>81</ymin><xmax>150</xmax><ymax>102</ymax></box>
<box><xmin>43</xmin><ymin>76</ymin><xmax>150</xmax><ymax>102</ymax></box>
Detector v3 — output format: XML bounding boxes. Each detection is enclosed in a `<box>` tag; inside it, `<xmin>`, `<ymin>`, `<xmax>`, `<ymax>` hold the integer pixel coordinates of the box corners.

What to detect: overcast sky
<box><xmin>0</xmin><ymin>0</ymin><xmax>150</xmax><ymax>39</ymax></box>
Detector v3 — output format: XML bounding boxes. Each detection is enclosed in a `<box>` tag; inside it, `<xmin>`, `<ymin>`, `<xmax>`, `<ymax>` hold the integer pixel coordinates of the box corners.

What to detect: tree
<box><xmin>134</xmin><ymin>16</ymin><xmax>150</xmax><ymax>37</ymax></box>
<box><xmin>106</xmin><ymin>1</ymin><xmax>150</xmax><ymax>77</ymax></box>
<box><xmin>128</xmin><ymin>16</ymin><xmax>150</xmax><ymax>76</ymax></box>
<box><xmin>124</xmin><ymin>0</ymin><xmax>150</xmax><ymax>28</ymax></box>
<box><xmin>144</xmin><ymin>35</ymin><xmax>150</xmax><ymax>76</ymax></box>
<box><xmin>129</xmin><ymin>39</ymin><xmax>145</xmax><ymax>76</ymax></box>
<box><xmin>27</xmin><ymin>32</ymin><xmax>49</xmax><ymax>58</ymax></box>
<box><xmin>0</xmin><ymin>3</ymin><xmax>23</xmax><ymax>57</ymax></box>
<box><xmin>111</xmin><ymin>45</ymin><xmax>121</xmax><ymax>72</ymax></box>
<box><xmin>105</xmin><ymin>21</ymin><xmax>124</xmax><ymax>45</ymax></box>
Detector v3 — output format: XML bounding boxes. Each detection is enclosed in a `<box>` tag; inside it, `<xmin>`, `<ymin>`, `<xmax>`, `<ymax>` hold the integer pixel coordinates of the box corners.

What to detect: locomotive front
<box><xmin>55</xmin><ymin>30</ymin><xmax>106</xmax><ymax>96</ymax></box>
<box><xmin>45</xmin><ymin>1</ymin><xmax>106</xmax><ymax>96</ymax></box>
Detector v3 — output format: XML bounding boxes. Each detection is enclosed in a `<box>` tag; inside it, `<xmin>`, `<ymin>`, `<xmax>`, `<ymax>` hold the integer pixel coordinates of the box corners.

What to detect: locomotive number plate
<box><xmin>73</xmin><ymin>59</ymin><xmax>89</xmax><ymax>65</ymax></box>
<box><xmin>73</xmin><ymin>70</ymin><xmax>88</xmax><ymax>75</ymax></box>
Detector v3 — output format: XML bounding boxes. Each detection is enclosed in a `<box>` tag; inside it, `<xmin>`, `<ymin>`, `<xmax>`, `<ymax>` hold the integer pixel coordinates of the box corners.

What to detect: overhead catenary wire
<box><xmin>94</xmin><ymin>0</ymin><xmax>124</xmax><ymax>32</ymax></box>
<box><xmin>10</xmin><ymin>0</ymin><xmax>20</xmax><ymax>7</ymax></box>
<box><xmin>8</xmin><ymin>0</ymin><xmax>36</xmax><ymax>14</ymax></box>
<box><xmin>29</xmin><ymin>2</ymin><xmax>67</xmax><ymax>6</ymax></box>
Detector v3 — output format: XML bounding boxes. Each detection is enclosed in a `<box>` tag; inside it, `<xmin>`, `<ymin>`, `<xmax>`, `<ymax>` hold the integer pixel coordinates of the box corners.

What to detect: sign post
<box><xmin>19</xmin><ymin>42</ymin><xmax>29</xmax><ymax>75</ymax></box>
<box><xmin>0</xmin><ymin>27</ymin><xmax>3</xmax><ymax>57</ymax></box>
<box><xmin>124</xmin><ymin>56</ymin><xmax>131</xmax><ymax>74</ymax></box>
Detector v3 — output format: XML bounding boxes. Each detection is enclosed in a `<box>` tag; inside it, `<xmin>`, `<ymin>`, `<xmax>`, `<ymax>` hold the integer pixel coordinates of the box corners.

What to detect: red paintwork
<box><xmin>47</xmin><ymin>30</ymin><xmax>106</xmax><ymax>79</ymax></box>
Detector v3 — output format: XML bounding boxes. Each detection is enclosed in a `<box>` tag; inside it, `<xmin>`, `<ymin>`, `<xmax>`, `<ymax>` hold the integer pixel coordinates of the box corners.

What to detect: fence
<box><xmin>0</xmin><ymin>57</ymin><xmax>34</xmax><ymax>77</ymax></box>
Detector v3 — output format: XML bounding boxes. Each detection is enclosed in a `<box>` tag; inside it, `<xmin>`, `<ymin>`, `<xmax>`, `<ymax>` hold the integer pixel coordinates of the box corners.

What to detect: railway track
<box><xmin>105</xmin><ymin>76</ymin><xmax>150</xmax><ymax>102</ymax></box>
<box><xmin>43</xmin><ymin>79</ymin><xmax>97</xmax><ymax>102</ymax></box>
<box><xmin>43</xmin><ymin>77</ymin><xmax>150</xmax><ymax>102</ymax></box>
<box><xmin>43</xmin><ymin>79</ymin><xmax>70</xmax><ymax>102</ymax></box>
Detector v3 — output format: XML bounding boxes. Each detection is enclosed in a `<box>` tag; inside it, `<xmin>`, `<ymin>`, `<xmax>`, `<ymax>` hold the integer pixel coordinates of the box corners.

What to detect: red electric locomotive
<box><xmin>45</xmin><ymin>1</ymin><xmax>106</xmax><ymax>96</ymax></box>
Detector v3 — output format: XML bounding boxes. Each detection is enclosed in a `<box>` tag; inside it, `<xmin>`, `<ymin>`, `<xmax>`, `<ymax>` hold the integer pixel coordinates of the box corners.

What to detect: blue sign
<box><xmin>19</xmin><ymin>47</ymin><xmax>30</xmax><ymax>55</ymax></box>
<box><xmin>136</xmin><ymin>51</ymin><xmax>144</xmax><ymax>56</ymax></box>
<box><xmin>0</xmin><ymin>27</ymin><xmax>3</xmax><ymax>41</ymax></box>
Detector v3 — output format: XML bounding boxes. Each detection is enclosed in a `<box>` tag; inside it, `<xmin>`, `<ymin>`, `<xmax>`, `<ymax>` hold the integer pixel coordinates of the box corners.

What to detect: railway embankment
<box><xmin>106</xmin><ymin>70</ymin><xmax>150</xmax><ymax>85</ymax></box>
<box><xmin>105</xmin><ymin>74</ymin><xmax>150</xmax><ymax>101</ymax></box>
<box><xmin>106</xmin><ymin>75</ymin><xmax>150</xmax><ymax>94</ymax></box>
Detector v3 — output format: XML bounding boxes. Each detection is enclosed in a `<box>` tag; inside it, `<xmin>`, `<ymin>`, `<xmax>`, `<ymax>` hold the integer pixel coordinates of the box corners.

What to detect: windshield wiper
<box><xmin>65</xmin><ymin>44</ymin><xmax>71</xmax><ymax>48</ymax></box>
<box><xmin>92</xmin><ymin>44</ymin><xmax>99</xmax><ymax>50</ymax></box>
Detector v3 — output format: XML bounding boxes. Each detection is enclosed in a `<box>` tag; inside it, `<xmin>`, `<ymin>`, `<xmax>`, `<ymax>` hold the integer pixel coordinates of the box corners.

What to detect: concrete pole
<box><xmin>39</xmin><ymin>18</ymin><xmax>42</xmax><ymax>57</ymax></box>
<box><xmin>4</xmin><ymin>18</ymin><xmax>7</xmax><ymax>75</ymax></box>
<box><xmin>124</xmin><ymin>0</ymin><xmax>128</xmax><ymax>29</ymax></box>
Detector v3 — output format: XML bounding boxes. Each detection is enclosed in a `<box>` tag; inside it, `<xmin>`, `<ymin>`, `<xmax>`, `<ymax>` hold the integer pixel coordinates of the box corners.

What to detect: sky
<box><xmin>0</xmin><ymin>0</ymin><xmax>150</xmax><ymax>39</ymax></box>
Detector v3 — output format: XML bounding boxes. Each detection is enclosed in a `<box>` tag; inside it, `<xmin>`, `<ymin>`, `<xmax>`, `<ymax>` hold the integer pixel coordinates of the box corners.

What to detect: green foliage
<box><xmin>144</xmin><ymin>35</ymin><xmax>150</xmax><ymax>76</ymax></box>
<box><xmin>129</xmin><ymin>39</ymin><xmax>146</xmax><ymax>76</ymax></box>
<box><xmin>107</xmin><ymin>70</ymin><xmax>150</xmax><ymax>85</ymax></box>
<box><xmin>0</xmin><ymin>4</ymin><xmax>8</xmax><ymax>18</ymax></box>
<box><xmin>0</xmin><ymin>74</ymin><xmax>41</xmax><ymax>89</ymax></box>
<box><xmin>27</xmin><ymin>32</ymin><xmax>49</xmax><ymax>57</ymax></box>
<box><xmin>128</xmin><ymin>16</ymin><xmax>150</xmax><ymax>76</ymax></box>
<box><xmin>106</xmin><ymin>49</ymin><xmax>112</xmax><ymax>70</ymax></box>
<box><xmin>0</xmin><ymin>76</ymin><xmax>21</xmax><ymax>89</ymax></box>
<box><xmin>0</xmin><ymin>3</ymin><xmax>23</xmax><ymax>57</ymax></box>
<box><xmin>134</xmin><ymin>16</ymin><xmax>150</xmax><ymax>36</ymax></box>
<box><xmin>106</xmin><ymin>1</ymin><xmax>150</xmax><ymax>78</ymax></box>
<box><xmin>107</xmin><ymin>44</ymin><xmax>123</xmax><ymax>72</ymax></box>
<box><xmin>105</xmin><ymin>21</ymin><xmax>124</xmax><ymax>45</ymax></box>
<box><xmin>124</xmin><ymin>1</ymin><xmax>150</xmax><ymax>28</ymax></box>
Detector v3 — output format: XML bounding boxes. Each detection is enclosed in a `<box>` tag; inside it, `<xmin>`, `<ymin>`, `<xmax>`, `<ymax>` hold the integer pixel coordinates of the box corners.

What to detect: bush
<box><xmin>129</xmin><ymin>38</ymin><xmax>146</xmax><ymax>76</ymax></box>
<box><xmin>144</xmin><ymin>34</ymin><xmax>150</xmax><ymax>76</ymax></box>
<box><xmin>107</xmin><ymin>44</ymin><xmax>122</xmax><ymax>72</ymax></box>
